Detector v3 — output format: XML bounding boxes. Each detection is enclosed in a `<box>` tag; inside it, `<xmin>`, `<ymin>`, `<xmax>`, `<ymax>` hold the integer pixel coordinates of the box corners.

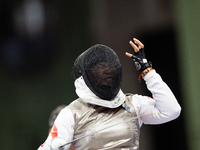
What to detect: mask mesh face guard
<box><xmin>73</xmin><ymin>44</ymin><xmax>122</xmax><ymax>100</ymax></box>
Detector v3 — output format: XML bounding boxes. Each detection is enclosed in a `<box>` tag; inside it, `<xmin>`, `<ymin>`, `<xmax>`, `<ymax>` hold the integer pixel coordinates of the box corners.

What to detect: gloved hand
<box><xmin>51</xmin><ymin>137</ymin><xmax>68</xmax><ymax>150</ymax></box>
<box><xmin>126</xmin><ymin>38</ymin><xmax>151</xmax><ymax>72</ymax></box>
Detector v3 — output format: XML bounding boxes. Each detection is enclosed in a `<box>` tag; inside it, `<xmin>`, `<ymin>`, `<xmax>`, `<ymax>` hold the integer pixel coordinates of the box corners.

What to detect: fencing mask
<box><xmin>73</xmin><ymin>44</ymin><xmax>122</xmax><ymax>100</ymax></box>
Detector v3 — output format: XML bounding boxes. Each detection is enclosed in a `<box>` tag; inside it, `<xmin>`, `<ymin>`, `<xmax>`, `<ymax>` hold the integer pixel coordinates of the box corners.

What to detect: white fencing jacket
<box><xmin>38</xmin><ymin>69</ymin><xmax>181</xmax><ymax>150</ymax></box>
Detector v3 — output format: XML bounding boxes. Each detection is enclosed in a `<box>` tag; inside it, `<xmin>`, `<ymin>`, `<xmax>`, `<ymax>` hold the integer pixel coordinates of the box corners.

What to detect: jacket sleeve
<box><xmin>37</xmin><ymin>107</ymin><xmax>75</xmax><ymax>150</ymax></box>
<box><xmin>131</xmin><ymin>69</ymin><xmax>181</xmax><ymax>126</ymax></box>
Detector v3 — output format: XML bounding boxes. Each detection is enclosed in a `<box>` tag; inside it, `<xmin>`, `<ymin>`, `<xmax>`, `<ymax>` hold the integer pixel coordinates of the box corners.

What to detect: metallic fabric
<box><xmin>67</xmin><ymin>94</ymin><xmax>140</xmax><ymax>150</ymax></box>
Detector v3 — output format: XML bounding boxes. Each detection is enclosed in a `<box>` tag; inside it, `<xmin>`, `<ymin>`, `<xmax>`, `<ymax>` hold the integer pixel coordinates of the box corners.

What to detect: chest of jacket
<box><xmin>68</xmin><ymin>96</ymin><xmax>140</xmax><ymax>150</ymax></box>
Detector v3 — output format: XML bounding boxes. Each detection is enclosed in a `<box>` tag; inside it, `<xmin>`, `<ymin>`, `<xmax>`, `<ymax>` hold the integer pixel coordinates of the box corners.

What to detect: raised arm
<box><xmin>126</xmin><ymin>38</ymin><xmax>181</xmax><ymax>125</ymax></box>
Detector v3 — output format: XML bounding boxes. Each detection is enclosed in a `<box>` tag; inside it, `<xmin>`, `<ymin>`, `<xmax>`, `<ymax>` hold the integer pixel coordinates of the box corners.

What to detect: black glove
<box><xmin>131</xmin><ymin>47</ymin><xmax>151</xmax><ymax>72</ymax></box>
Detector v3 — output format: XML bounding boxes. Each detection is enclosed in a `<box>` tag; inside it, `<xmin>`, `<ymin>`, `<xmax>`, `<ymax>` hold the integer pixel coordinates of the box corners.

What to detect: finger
<box><xmin>125</xmin><ymin>52</ymin><xmax>133</xmax><ymax>58</ymax></box>
<box><xmin>129</xmin><ymin>41</ymin><xmax>139</xmax><ymax>53</ymax></box>
<box><xmin>133</xmin><ymin>38</ymin><xmax>144</xmax><ymax>49</ymax></box>
<box><xmin>125</xmin><ymin>52</ymin><xmax>139</xmax><ymax>61</ymax></box>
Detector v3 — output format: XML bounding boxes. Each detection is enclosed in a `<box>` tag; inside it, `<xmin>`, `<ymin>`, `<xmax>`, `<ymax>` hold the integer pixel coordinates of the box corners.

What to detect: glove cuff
<box><xmin>138</xmin><ymin>66</ymin><xmax>153</xmax><ymax>82</ymax></box>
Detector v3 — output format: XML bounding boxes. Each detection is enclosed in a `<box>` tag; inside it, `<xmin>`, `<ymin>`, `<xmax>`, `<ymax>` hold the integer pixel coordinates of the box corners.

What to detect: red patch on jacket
<box><xmin>51</xmin><ymin>124</ymin><xmax>58</xmax><ymax>139</ymax></box>
<box><xmin>40</xmin><ymin>142</ymin><xmax>46</xmax><ymax>147</ymax></box>
<box><xmin>148</xmin><ymin>97</ymin><xmax>155</xmax><ymax>100</ymax></box>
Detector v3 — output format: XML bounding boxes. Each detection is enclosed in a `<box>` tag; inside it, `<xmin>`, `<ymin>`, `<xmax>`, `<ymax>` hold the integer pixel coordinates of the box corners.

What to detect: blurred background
<box><xmin>0</xmin><ymin>0</ymin><xmax>200</xmax><ymax>149</ymax></box>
